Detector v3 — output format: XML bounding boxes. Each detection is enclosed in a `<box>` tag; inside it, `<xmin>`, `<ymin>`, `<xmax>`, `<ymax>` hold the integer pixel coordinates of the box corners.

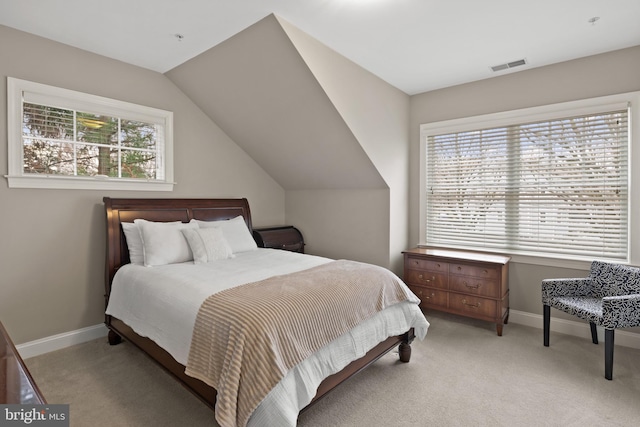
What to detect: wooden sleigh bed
<box><xmin>103</xmin><ymin>197</ymin><xmax>417</xmax><ymax>422</ymax></box>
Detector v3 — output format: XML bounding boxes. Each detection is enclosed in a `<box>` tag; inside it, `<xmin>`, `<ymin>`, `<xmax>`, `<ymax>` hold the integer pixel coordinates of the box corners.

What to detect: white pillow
<box><xmin>122</xmin><ymin>222</ymin><xmax>145</xmax><ymax>265</ymax></box>
<box><xmin>134</xmin><ymin>219</ymin><xmax>198</xmax><ymax>266</ymax></box>
<box><xmin>182</xmin><ymin>227</ymin><xmax>235</xmax><ymax>264</ymax></box>
<box><xmin>196</xmin><ymin>216</ymin><xmax>258</xmax><ymax>253</ymax></box>
<box><xmin>122</xmin><ymin>221</ymin><xmax>184</xmax><ymax>265</ymax></box>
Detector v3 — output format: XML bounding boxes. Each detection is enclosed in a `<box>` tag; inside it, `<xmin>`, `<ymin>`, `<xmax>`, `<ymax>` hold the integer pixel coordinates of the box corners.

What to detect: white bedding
<box><xmin>106</xmin><ymin>249</ymin><xmax>429</xmax><ymax>426</ymax></box>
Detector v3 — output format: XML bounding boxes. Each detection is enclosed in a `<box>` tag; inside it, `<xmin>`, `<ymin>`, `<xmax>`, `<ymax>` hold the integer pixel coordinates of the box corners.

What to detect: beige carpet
<box><xmin>26</xmin><ymin>311</ymin><xmax>640</xmax><ymax>426</ymax></box>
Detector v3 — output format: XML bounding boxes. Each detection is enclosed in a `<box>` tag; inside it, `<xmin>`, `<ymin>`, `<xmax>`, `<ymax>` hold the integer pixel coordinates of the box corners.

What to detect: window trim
<box><xmin>6</xmin><ymin>77</ymin><xmax>174</xmax><ymax>191</ymax></box>
<box><xmin>419</xmin><ymin>91</ymin><xmax>640</xmax><ymax>269</ymax></box>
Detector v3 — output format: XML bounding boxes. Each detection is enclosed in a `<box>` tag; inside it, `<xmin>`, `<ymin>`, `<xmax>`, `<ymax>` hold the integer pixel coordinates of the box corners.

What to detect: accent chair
<box><xmin>542</xmin><ymin>260</ymin><xmax>640</xmax><ymax>380</ymax></box>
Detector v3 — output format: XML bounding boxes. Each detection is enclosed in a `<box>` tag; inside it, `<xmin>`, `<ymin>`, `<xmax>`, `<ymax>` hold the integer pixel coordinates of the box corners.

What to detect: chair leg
<box><xmin>543</xmin><ymin>305</ymin><xmax>550</xmax><ymax>347</ymax></box>
<box><xmin>604</xmin><ymin>329</ymin><xmax>614</xmax><ymax>380</ymax></box>
<box><xmin>590</xmin><ymin>322</ymin><xmax>598</xmax><ymax>344</ymax></box>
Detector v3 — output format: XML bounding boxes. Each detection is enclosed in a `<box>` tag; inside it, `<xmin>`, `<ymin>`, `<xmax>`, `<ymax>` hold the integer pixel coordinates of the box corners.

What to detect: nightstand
<box><xmin>253</xmin><ymin>226</ymin><xmax>305</xmax><ymax>253</ymax></box>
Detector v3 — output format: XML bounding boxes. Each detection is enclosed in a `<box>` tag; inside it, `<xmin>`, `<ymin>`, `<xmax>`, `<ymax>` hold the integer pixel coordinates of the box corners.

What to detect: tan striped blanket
<box><xmin>185</xmin><ymin>259</ymin><xmax>416</xmax><ymax>427</ymax></box>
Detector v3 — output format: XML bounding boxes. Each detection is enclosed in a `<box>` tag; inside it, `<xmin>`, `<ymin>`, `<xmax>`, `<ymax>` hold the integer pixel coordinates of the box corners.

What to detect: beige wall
<box><xmin>279</xmin><ymin>16</ymin><xmax>411</xmax><ymax>273</ymax></box>
<box><xmin>2</xmin><ymin>20</ymin><xmax>638</xmax><ymax>346</ymax></box>
<box><xmin>409</xmin><ymin>45</ymin><xmax>640</xmax><ymax>320</ymax></box>
<box><xmin>285</xmin><ymin>189</ymin><xmax>390</xmax><ymax>267</ymax></box>
<box><xmin>167</xmin><ymin>15</ymin><xmax>411</xmax><ymax>274</ymax></box>
<box><xmin>166</xmin><ymin>15</ymin><xmax>386</xmax><ymax>192</ymax></box>
<box><xmin>0</xmin><ymin>25</ymin><xmax>285</xmax><ymax>344</ymax></box>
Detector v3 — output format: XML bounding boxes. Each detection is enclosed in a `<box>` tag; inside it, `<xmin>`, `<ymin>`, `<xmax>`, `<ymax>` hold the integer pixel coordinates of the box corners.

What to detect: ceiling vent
<box><xmin>491</xmin><ymin>58</ymin><xmax>527</xmax><ymax>72</ymax></box>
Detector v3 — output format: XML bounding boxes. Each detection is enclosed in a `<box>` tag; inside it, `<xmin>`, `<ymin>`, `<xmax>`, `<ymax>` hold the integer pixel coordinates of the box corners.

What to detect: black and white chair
<box><xmin>542</xmin><ymin>261</ymin><xmax>640</xmax><ymax>380</ymax></box>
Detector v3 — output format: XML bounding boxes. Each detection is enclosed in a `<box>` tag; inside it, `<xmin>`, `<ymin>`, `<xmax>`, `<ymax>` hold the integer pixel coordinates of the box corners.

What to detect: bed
<box><xmin>103</xmin><ymin>197</ymin><xmax>429</xmax><ymax>426</ymax></box>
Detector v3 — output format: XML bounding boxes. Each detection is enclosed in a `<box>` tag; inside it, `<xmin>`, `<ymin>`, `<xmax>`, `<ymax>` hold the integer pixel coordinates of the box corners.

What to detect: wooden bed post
<box><xmin>398</xmin><ymin>329</ymin><xmax>415</xmax><ymax>363</ymax></box>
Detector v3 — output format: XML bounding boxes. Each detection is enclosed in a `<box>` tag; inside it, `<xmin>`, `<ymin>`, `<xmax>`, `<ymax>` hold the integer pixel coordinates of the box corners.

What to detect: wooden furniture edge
<box><xmin>0</xmin><ymin>320</ymin><xmax>46</xmax><ymax>404</ymax></box>
<box><xmin>402</xmin><ymin>246</ymin><xmax>511</xmax><ymax>265</ymax></box>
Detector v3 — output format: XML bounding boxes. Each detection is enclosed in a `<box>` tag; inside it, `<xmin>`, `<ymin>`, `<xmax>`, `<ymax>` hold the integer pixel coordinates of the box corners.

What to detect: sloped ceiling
<box><xmin>166</xmin><ymin>14</ymin><xmax>386</xmax><ymax>191</ymax></box>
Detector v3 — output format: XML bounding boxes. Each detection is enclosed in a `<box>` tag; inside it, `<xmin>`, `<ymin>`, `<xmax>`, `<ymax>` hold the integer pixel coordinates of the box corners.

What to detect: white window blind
<box><xmin>425</xmin><ymin>107</ymin><xmax>629</xmax><ymax>261</ymax></box>
<box><xmin>21</xmin><ymin>102</ymin><xmax>164</xmax><ymax>179</ymax></box>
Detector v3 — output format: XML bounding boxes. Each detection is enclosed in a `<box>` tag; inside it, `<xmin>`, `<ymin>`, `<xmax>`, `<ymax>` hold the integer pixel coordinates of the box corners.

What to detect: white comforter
<box><xmin>106</xmin><ymin>249</ymin><xmax>429</xmax><ymax>426</ymax></box>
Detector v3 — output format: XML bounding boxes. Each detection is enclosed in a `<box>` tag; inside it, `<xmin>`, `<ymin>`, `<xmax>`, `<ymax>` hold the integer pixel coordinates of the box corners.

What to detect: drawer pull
<box><xmin>416</xmin><ymin>290</ymin><xmax>435</xmax><ymax>299</ymax></box>
<box><xmin>463</xmin><ymin>281</ymin><xmax>480</xmax><ymax>290</ymax></box>
<box><xmin>483</xmin><ymin>269</ymin><xmax>488</xmax><ymax>274</ymax></box>
<box><xmin>461</xmin><ymin>299</ymin><xmax>481</xmax><ymax>308</ymax></box>
<box><xmin>418</xmin><ymin>274</ymin><xmax>435</xmax><ymax>282</ymax></box>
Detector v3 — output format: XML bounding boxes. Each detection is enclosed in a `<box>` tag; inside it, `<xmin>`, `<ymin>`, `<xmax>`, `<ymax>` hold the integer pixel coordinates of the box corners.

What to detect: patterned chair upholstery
<box><xmin>542</xmin><ymin>260</ymin><xmax>640</xmax><ymax>380</ymax></box>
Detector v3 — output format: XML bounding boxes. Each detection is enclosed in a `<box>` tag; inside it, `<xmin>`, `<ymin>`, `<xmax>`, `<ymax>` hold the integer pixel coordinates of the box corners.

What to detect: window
<box><xmin>6</xmin><ymin>77</ymin><xmax>174</xmax><ymax>191</ymax></box>
<box><xmin>420</xmin><ymin>92</ymin><xmax>640</xmax><ymax>264</ymax></box>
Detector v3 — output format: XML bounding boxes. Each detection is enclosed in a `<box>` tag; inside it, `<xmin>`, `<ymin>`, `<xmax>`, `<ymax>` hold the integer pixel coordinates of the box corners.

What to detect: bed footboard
<box><xmin>107</xmin><ymin>315</ymin><xmax>414</xmax><ymax>413</ymax></box>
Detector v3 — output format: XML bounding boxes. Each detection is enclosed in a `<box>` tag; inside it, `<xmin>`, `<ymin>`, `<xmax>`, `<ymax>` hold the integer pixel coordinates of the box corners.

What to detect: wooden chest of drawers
<box><xmin>403</xmin><ymin>247</ymin><xmax>510</xmax><ymax>336</ymax></box>
<box><xmin>252</xmin><ymin>225</ymin><xmax>305</xmax><ymax>253</ymax></box>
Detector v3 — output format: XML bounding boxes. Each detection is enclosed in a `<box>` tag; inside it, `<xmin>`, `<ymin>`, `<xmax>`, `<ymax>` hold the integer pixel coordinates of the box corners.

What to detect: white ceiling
<box><xmin>1</xmin><ymin>0</ymin><xmax>639</xmax><ymax>95</ymax></box>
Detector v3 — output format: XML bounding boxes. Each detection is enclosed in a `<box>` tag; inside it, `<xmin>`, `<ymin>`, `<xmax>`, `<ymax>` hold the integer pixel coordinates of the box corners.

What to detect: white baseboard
<box><xmin>14</xmin><ymin>311</ymin><xmax>640</xmax><ymax>360</ymax></box>
<box><xmin>509</xmin><ymin>309</ymin><xmax>640</xmax><ymax>350</ymax></box>
<box><xmin>17</xmin><ymin>323</ymin><xmax>109</xmax><ymax>360</ymax></box>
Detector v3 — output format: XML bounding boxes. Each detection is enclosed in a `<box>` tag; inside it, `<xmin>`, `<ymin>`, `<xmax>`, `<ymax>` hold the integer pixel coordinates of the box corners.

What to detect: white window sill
<box><xmin>5</xmin><ymin>175</ymin><xmax>175</xmax><ymax>191</ymax></box>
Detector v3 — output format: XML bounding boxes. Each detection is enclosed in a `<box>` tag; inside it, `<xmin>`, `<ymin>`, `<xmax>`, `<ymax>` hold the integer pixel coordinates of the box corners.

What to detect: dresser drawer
<box><xmin>450</xmin><ymin>263</ymin><xmax>500</xmax><ymax>280</ymax></box>
<box><xmin>405</xmin><ymin>270</ymin><xmax>448</xmax><ymax>289</ymax></box>
<box><xmin>405</xmin><ymin>256</ymin><xmax>448</xmax><ymax>273</ymax></box>
<box><xmin>449</xmin><ymin>275</ymin><xmax>500</xmax><ymax>298</ymax></box>
<box><xmin>449</xmin><ymin>293</ymin><xmax>498</xmax><ymax>319</ymax></box>
<box><xmin>409</xmin><ymin>286</ymin><xmax>448</xmax><ymax>309</ymax></box>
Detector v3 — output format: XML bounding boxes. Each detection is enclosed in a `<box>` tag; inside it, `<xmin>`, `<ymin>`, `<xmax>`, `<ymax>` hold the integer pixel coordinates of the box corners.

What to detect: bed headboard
<box><xmin>103</xmin><ymin>197</ymin><xmax>253</xmax><ymax>303</ymax></box>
